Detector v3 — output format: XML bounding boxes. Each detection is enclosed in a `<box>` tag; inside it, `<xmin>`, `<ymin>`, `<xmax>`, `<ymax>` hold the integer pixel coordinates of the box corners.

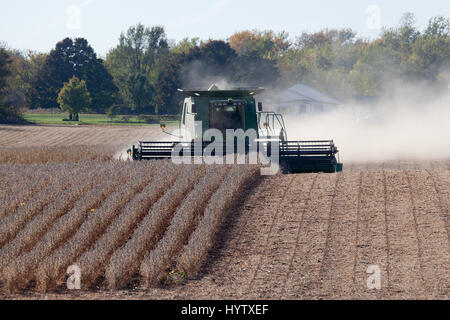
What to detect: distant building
<box><xmin>273</xmin><ymin>84</ymin><xmax>340</xmax><ymax>116</ymax></box>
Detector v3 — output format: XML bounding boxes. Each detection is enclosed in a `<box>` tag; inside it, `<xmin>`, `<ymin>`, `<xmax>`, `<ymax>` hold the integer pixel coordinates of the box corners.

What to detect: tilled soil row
<box><xmin>167</xmin><ymin>168</ymin><xmax>449</xmax><ymax>300</ymax></box>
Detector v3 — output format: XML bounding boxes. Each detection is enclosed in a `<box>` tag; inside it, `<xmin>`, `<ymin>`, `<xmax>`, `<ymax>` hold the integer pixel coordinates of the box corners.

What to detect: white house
<box><xmin>273</xmin><ymin>84</ymin><xmax>340</xmax><ymax>116</ymax></box>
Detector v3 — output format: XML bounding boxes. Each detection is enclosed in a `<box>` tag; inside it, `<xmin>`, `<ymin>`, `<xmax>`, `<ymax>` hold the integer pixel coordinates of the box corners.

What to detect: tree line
<box><xmin>0</xmin><ymin>13</ymin><xmax>448</xmax><ymax>123</ymax></box>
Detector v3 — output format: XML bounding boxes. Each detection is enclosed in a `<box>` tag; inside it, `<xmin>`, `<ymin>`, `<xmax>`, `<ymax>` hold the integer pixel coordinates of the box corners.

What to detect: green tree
<box><xmin>233</xmin><ymin>52</ymin><xmax>279</xmax><ymax>87</ymax></box>
<box><xmin>276</xmin><ymin>28</ymin><xmax>362</xmax><ymax>99</ymax></box>
<box><xmin>153</xmin><ymin>52</ymin><xmax>183</xmax><ymax>114</ymax></box>
<box><xmin>170</xmin><ymin>37</ymin><xmax>200</xmax><ymax>55</ymax></box>
<box><xmin>105</xmin><ymin>24</ymin><xmax>169</xmax><ymax>114</ymax></box>
<box><xmin>0</xmin><ymin>47</ymin><xmax>26</xmax><ymax>123</ymax></box>
<box><xmin>184</xmin><ymin>40</ymin><xmax>237</xmax><ymax>86</ymax></box>
<box><xmin>425</xmin><ymin>16</ymin><xmax>450</xmax><ymax>37</ymax></box>
<box><xmin>28</xmin><ymin>38</ymin><xmax>117</xmax><ymax>112</ymax></box>
<box><xmin>408</xmin><ymin>16</ymin><xmax>450</xmax><ymax>82</ymax></box>
<box><xmin>0</xmin><ymin>48</ymin><xmax>11</xmax><ymax>119</ymax></box>
<box><xmin>153</xmin><ymin>40</ymin><xmax>240</xmax><ymax>114</ymax></box>
<box><xmin>57</xmin><ymin>76</ymin><xmax>92</xmax><ymax>121</ymax></box>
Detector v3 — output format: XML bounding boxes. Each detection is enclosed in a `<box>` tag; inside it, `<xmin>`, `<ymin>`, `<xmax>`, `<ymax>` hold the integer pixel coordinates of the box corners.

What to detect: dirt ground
<box><xmin>1</xmin><ymin>159</ymin><xmax>448</xmax><ymax>300</ymax></box>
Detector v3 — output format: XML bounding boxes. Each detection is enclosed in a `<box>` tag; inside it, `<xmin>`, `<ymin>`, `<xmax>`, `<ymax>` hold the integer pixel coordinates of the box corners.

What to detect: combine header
<box><xmin>129</xmin><ymin>86</ymin><xmax>342</xmax><ymax>174</ymax></box>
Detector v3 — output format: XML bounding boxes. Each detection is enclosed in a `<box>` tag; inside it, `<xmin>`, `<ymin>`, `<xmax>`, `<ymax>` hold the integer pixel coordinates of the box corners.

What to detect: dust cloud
<box><xmin>281</xmin><ymin>83</ymin><xmax>450</xmax><ymax>163</ymax></box>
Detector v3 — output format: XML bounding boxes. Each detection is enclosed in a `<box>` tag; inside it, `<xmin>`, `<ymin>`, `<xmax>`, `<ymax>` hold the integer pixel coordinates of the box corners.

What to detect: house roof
<box><xmin>279</xmin><ymin>89</ymin><xmax>315</xmax><ymax>103</ymax></box>
<box><xmin>279</xmin><ymin>84</ymin><xmax>340</xmax><ymax>105</ymax></box>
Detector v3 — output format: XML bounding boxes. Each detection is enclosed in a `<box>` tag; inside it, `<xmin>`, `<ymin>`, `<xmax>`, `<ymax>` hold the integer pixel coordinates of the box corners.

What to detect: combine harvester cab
<box><xmin>129</xmin><ymin>85</ymin><xmax>343</xmax><ymax>174</ymax></box>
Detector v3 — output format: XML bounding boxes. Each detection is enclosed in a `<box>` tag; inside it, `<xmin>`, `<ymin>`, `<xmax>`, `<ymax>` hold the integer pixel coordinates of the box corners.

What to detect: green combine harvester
<box><xmin>129</xmin><ymin>85</ymin><xmax>343</xmax><ymax>174</ymax></box>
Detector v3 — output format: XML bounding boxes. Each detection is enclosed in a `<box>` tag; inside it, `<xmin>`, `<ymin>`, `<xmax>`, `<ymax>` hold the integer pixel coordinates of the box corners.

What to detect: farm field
<box><xmin>0</xmin><ymin>125</ymin><xmax>448</xmax><ymax>300</ymax></box>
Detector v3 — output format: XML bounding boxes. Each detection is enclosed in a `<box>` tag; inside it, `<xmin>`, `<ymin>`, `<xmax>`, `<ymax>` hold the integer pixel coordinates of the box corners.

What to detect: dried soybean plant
<box><xmin>0</xmin><ymin>163</ymin><xmax>86</xmax><ymax>248</ymax></box>
<box><xmin>0</xmin><ymin>164</ymin><xmax>57</xmax><ymax>220</ymax></box>
<box><xmin>76</xmin><ymin>162</ymin><xmax>182</xmax><ymax>289</ymax></box>
<box><xmin>0</xmin><ymin>163</ymin><xmax>108</xmax><ymax>272</ymax></box>
<box><xmin>35</xmin><ymin>161</ymin><xmax>159</xmax><ymax>292</ymax></box>
<box><xmin>0</xmin><ymin>160</ymin><xmax>261</xmax><ymax>293</ymax></box>
<box><xmin>0</xmin><ymin>164</ymin><xmax>41</xmax><ymax>199</ymax></box>
<box><xmin>0</xmin><ymin>146</ymin><xmax>115</xmax><ymax>164</ymax></box>
<box><xmin>105</xmin><ymin>165</ymin><xmax>206</xmax><ymax>290</ymax></box>
<box><xmin>1</xmin><ymin>162</ymin><xmax>131</xmax><ymax>292</ymax></box>
<box><xmin>140</xmin><ymin>165</ymin><xmax>230</xmax><ymax>286</ymax></box>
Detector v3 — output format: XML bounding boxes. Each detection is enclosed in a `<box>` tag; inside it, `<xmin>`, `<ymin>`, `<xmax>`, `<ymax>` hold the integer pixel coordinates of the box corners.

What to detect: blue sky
<box><xmin>1</xmin><ymin>0</ymin><xmax>448</xmax><ymax>56</ymax></box>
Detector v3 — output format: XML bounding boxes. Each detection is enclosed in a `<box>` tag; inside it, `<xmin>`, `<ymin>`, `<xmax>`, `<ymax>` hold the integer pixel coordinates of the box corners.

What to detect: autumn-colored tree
<box><xmin>229</xmin><ymin>30</ymin><xmax>290</xmax><ymax>59</ymax></box>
